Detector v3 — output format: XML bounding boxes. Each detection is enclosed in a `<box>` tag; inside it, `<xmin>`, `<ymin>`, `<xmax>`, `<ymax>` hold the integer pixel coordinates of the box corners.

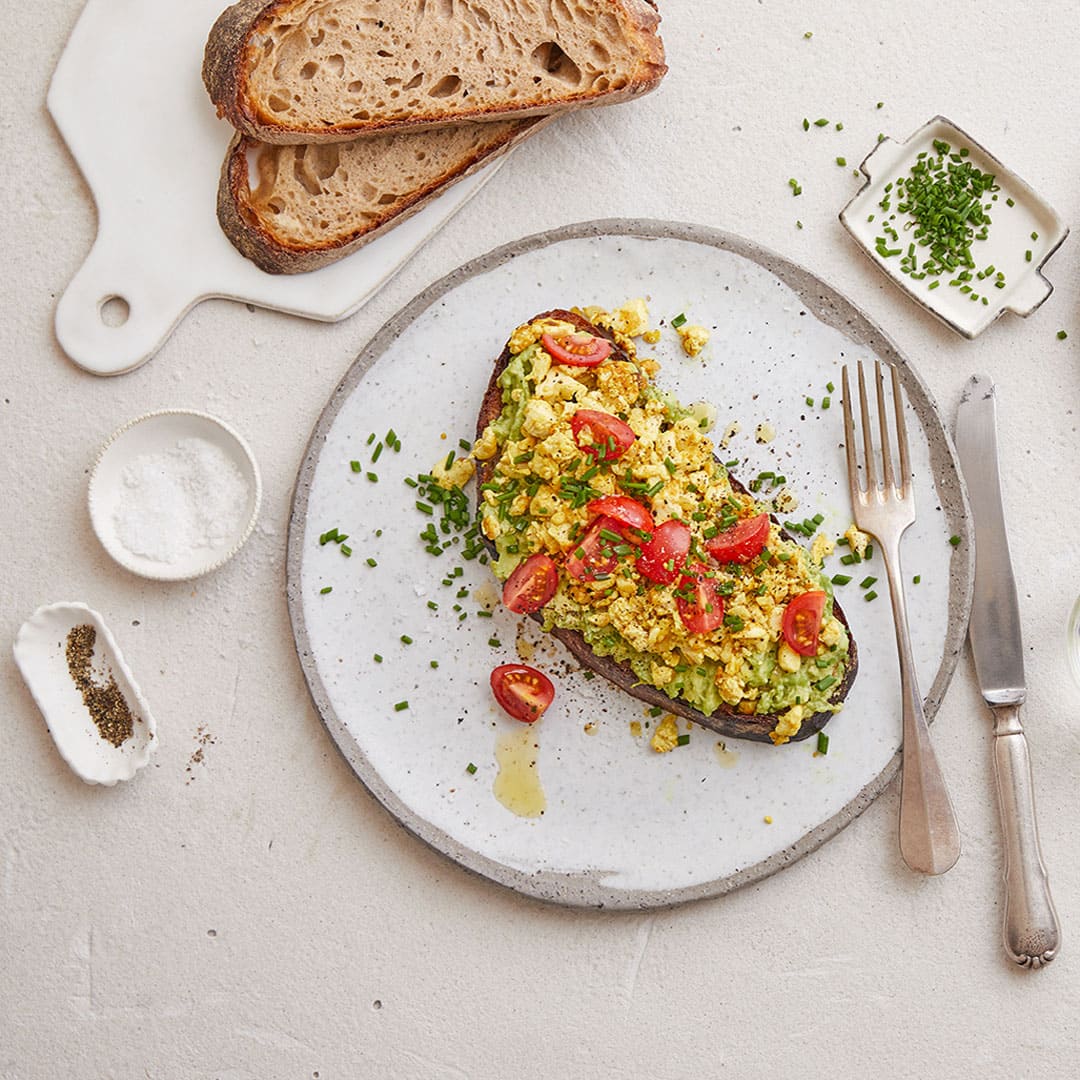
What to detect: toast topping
<box><xmin>476</xmin><ymin>305</ymin><xmax>853</xmax><ymax>744</ymax></box>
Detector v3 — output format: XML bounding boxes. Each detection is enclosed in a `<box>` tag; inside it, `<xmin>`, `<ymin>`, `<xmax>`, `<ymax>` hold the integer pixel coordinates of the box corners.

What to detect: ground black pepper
<box><xmin>64</xmin><ymin>624</ymin><xmax>137</xmax><ymax>747</ymax></box>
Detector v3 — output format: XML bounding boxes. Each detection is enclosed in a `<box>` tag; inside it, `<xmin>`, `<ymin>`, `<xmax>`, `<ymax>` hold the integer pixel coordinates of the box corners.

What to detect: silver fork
<box><xmin>842</xmin><ymin>360</ymin><xmax>961</xmax><ymax>876</ymax></box>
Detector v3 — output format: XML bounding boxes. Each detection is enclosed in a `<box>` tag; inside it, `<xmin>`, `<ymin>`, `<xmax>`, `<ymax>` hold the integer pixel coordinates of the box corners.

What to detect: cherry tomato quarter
<box><xmin>570</xmin><ymin>410</ymin><xmax>636</xmax><ymax>461</ymax></box>
<box><xmin>676</xmin><ymin>565</ymin><xmax>725</xmax><ymax>634</ymax></box>
<box><xmin>541</xmin><ymin>331</ymin><xmax>614</xmax><ymax>367</ymax></box>
<box><xmin>490</xmin><ymin>664</ymin><xmax>555</xmax><ymax>723</ymax></box>
<box><xmin>782</xmin><ymin>590</ymin><xmax>828</xmax><ymax>657</ymax></box>
<box><xmin>705</xmin><ymin>513</ymin><xmax>771</xmax><ymax>564</ymax></box>
<box><xmin>566</xmin><ymin>516</ymin><xmax>623</xmax><ymax>581</ymax></box>
<box><xmin>636</xmin><ymin>519</ymin><xmax>692</xmax><ymax>585</ymax></box>
<box><xmin>502</xmin><ymin>553</ymin><xmax>559</xmax><ymax>614</ymax></box>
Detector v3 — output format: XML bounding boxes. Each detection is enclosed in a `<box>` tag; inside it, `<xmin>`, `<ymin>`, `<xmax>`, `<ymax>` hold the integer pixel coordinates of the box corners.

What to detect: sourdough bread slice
<box><xmin>218</xmin><ymin>115</ymin><xmax>548</xmax><ymax>273</ymax></box>
<box><xmin>203</xmin><ymin>0</ymin><xmax>666</xmax><ymax>144</ymax></box>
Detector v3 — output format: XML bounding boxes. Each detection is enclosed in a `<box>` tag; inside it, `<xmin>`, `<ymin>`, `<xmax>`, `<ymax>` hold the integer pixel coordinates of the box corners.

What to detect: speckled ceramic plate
<box><xmin>286</xmin><ymin>220</ymin><xmax>974</xmax><ymax>909</ymax></box>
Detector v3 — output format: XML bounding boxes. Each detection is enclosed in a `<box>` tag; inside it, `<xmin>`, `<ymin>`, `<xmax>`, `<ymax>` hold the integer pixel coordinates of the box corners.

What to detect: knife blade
<box><xmin>955</xmin><ymin>374</ymin><xmax>1060</xmax><ymax>968</ymax></box>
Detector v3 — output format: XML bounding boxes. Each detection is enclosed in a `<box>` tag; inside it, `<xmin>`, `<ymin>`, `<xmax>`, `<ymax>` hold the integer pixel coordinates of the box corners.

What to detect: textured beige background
<box><xmin>3</xmin><ymin>2</ymin><xmax>1079</xmax><ymax>1077</ymax></box>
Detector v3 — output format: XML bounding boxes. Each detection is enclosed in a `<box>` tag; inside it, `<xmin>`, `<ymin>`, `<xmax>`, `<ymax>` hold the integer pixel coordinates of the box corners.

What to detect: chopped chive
<box><xmin>814</xmin><ymin>118</ymin><xmax>829</xmax><ymax>127</ymax></box>
<box><xmin>340</xmin><ymin>545</ymin><xmax>352</xmax><ymax>557</ymax></box>
<box><xmin>826</xmin><ymin>381</ymin><xmax>835</xmax><ymax>393</ymax></box>
<box><xmin>476</xmin><ymin>610</ymin><xmax>493</xmax><ymax>618</ymax></box>
<box><xmin>373</xmin><ymin>654</ymin><xmax>382</xmax><ymax>663</ymax></box>
<box><xmin>671</xmin><ymin>312</ymin><xmax>687</xmax><ymax>329</ymax></box>
<box><xmin>319</xmin><ymin>586</ymin><xmax>332</xmax><ymax>595</ymax></box>
<box><xmin>864</xmin><ymin>545</ymin><xmax>873</xmax><ymax>560</ymax></box>
<box><xmin>487</xmin><ymin>637</ymin><xmax>500</xmax><ymax>647</ymax></box>
<box><xmin>913</xmin><ymin>575</ymin><xmax>921</xmax><ymax>584</ymax></box>
<box><xmin>1006</xmin><ymin>197</ymin><xmax>1015</xmax><ymax>207</ymax></box>
<box><xmin>803</xmin><ymin>30</ymin><xmax>813</xmax><ymax>38</ymax></box>
<box><xmin>370</xmin><ymin>442</ymin><xmax>383</xmax><ymax>464</ymax></box>
<box><xmin>366</xmin><ymin>433</ymin><xmax>375</xmax><ymax>445</ymax></box>
<box><xmin>1058</xmin><ymin>330</ymin><xmax>1068</xmax><ymax>340</ymax></box>
<box><xmin>1031</xmin><ymin>231</ymin><xmax>1039</xmax><ymax>241</ymax></box>
<box><xmin>816</xmin><ymin>676</ymin><xmax>837</xmax><ymax>691</ymax></box>
<box><xmin>859</xmin><ymin>575</ymin><xmax>877</xmax><ymax>588</ymax></box>
<box><xmin>788</xmin><ymin>178</ymin><xmax>803</xmax><ymax>196</ymax></box>
<box><xmin>816</xmin><ymin>731</ymin><xmax>830</xmax><ymax>755</ymax></box>
<box><xmin>427</xmin><ymin>600</ymin><xmax>438</xmax><ymax>610</ymax></box>
<box><xmin>836</xmin><ymin>157</ymin><xmax>847</xmax><ymax>167</ymax></box>
<box><xmin>803</xmin><ymin>118</ymin><xmax>810</xmax><ymax>131</ymax></box>
<box><xmin>796</xmin><ymin>220</ymin><xmax>804</xmax><ymax>230</ymax></box>
<box><xmin>822</xmin><ymin>396</ymin><xmax>831</xmax><ymax>409</ymax></box>
<box><xmin>805</xmin><ymin>396</ymin><xmax>814</xmax><ymax>407</ymax></box>
<box><xmin>466</xmin><ymin>762</ymin><xmax>478</xmax><ymax>775</ymax></box>
<box><xmin>840</xmin><ymin>553</ymin><xmax>857</xmax><ymax>566</ymax></box>
<box><xmin>386</xmin><ymin>428</ymin><xmax>397</xmax><ymax>445</ymax></box>
<box><xmin>350</xmin><ymin>460</ymin><xmax>361</xmax><ymax>473</ymax></box>
<box><xmin>876</xmin><ymin>101</ymin><xmax>884</xmax><ymax>109</ymax></box>
<box><xmin>864</xmin><ymin>590</ymin><xmax>878</xmax><ymax>601</ymax></box>
<box><xmin>676</xmin><ymin>734</ymin><xmax>691</xmax><ymax>747</ymax></box>
<box><xmin>836</xmin><ymin>122</ymin><xmax>844</xmax><ymax>131</ymax></box>
<box><xmin>366</xmin><ymin>472</ymin><xmax>378</xmax><ymax>483</ymax></box>
<box><xmin>366</xmin><ymin>557</ymin><xmax>377</xmax><ymax>568</ymax></box>
<box><xmin>949</xmin><ymin>535</ymin><xmax>961</xmax><ymax>546</ymax></box>
<box><xmin>459</xmin><ymin>439</ymin><xmax>472</xmax><ymax>452</ymax></box>
<box><xmin>444</xmin><ymin>451</ymin><xmax>455</xmax><ymax>471</ymax></box>
<box><xmin>400</xmin><ymin>635</ymin><xmax>414</xmax><ymax>644</ymax></box>
<box><xmin>1025</xmin><ymin>249</ymin><xmax>1032</xmax><ymax>262</ymax></box>
<box><xmin>831</xmin><ymin>574</ymin><xmax>852</xmax><ymax>585</ymax></box>
<box><xmin>393</xmin><ymin>701</ymin><xmax>409</xmax><ymax>712</ymax></box>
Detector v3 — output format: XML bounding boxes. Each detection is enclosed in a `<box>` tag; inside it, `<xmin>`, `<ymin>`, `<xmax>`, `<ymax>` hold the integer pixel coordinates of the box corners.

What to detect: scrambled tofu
<box><xmin>650</xmin><ymin>714</ymin><xmax>680</xmax><ymax>753</ymax></box>
<box><xmin>677</xmin><ymin>323</ymin><xmax>710</xmax><ymax>357</ymax></box>
<box><xmin>474</xmin><ymin>304</ymin><xmax>852</xmax><ymax>746</ymax></box>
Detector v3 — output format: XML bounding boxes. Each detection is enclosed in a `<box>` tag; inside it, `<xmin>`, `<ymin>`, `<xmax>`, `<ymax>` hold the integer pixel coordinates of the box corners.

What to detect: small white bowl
<box><xmin>840</xmin><ymin>115</ymin><xmax>1068</xmax><ymax>339</ymax></box>
<box><xmin>13</xmin><ymin>602</ymin><xmax>157</xmax><ymax>785</ymax></box>
<box><xmin>88</xmin><ymin>409</ymin><xmax>262</xmax><ymax>581</ymax></box>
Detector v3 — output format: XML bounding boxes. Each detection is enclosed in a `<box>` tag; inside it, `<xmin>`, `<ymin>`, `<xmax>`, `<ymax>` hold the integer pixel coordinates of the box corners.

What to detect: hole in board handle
<box><xmin>99</xmin><ymin>295</ymin><xmax>130</xmax><ymax>328</ymax></box>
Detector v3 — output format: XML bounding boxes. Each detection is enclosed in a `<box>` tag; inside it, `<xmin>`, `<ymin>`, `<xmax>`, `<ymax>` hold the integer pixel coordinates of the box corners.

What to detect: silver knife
<box><xmin>955</xmin><ymin>374</ymin><xmax>1060</xmax><ymax>968</ymax></box>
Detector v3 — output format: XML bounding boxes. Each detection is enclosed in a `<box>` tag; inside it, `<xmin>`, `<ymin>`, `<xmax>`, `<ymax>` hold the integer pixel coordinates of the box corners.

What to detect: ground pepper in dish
<box><xmin>65</xmin><ymin>624</ymin><xmax>137</xmax><ymax>747</ymax></box>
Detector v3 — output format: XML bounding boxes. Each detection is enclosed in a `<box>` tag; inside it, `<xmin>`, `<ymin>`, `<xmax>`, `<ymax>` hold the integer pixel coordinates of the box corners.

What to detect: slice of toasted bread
<box><xmin>203</xmin><ymin>0</ymin><xmax>666</xmax><ymax>144</ymax></box>
<box><xmin>474</xmin><ymin>310</ymin><xmax>858</xmax><ymax>745</ymax></box>
<box><xmin>218</xmin><ymin>116</ymin><xmax>549</xmax><ymax>273</ymax></box>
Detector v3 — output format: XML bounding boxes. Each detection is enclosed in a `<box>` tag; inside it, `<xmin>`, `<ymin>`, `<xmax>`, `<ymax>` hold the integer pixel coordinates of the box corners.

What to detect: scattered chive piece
<box><xmin>350</xmin><ymin>460</ymin><xmax>361</xmax><ymax>473</ymax></box>
<box><xmin>831</xmin><ymin>573</ymin><xmax>852</xmax><ymax>585</ymax></box>
<box><xmin>814</xmin><ymin>118</ymin><xmax>829</xmax><ymax>127</ymax></box>
<box><xmin>426</xmin><ymin>600</ymin><xmax>438</xmax><ymax>610</ymax></box>
<box><xmin>366</xmin><ymin>557</ymin><xmax>377</xmax><ymax>568</ymax></box>
<box><xmin>803</xmin><ymin>118</ymin><xmax>810</xmax><ymax>131</ymax></box>
<box><xmin>816</xmin><ymin>676</ymin><xmax>837</xmax><ymax>692</ymax></box>
<box><xmin>340</xmin><ymin>545</ymin><xmax>352</xmax><ymax>557</ymax></box>
<box><xmin>817</xmin><ymin>731</ymin><xmax>830</xmax><ymax>755</ymax></box>
<box><xmin>864</xmin><ymin>590</ymin><xmax>878</xmax><ymax>601</ymax></box>
<box><xmin>366</xmin><ymin>433</ymin><xmax>375</xmax><ymax>445</ymax></box>
<box><xmin>1031</xmin><ymin>231</ymin><xmax>1039</xmax><ymax>241</ymax></box>
<box><xmin>913</xmin><ymin>575</ymin><xmax>921</xmax><ymax>584</ymax></box>
<box><xmin>459</xmin><ymin>439</ymin><xmax>472</xmax><ymax>452</ymax></box>
<box><xmin>836</xmin><ymin>157</ymin><xmax>847</xmax><ymax>167</ymax></box>
<box><xmin>393</xmin><ymin>701</ymin><xmax>409</xmax><ymax>712</ymax></box>
<box><xmin>476</xmin><ymin>610</ymin><xmax>493</xmax><ymax>618</ymax></box>
<box><xmin>796</xmin><ymin>220</ymin><xmax>804</xmax><ymax>230</ymax></box>
<box><xmin>826</xmin><ymin>381</ymin><xmax>835</xmax><ymax>393</ymax></box>
<box><xmin>676</xmin><ymin>734</ymin><xmax>691</xmax><ymax>746</ymax></box>
<box><xmin>373</xmin><ymin>654</ymin><xmax>383</xmax><ymax>663</ymax></box>
<box><xmin>859</xmin><ymin>576</ymin><xmax>877</xmax><ymax>589</ymax></box>
<box><xmin>400</xmin><ymin>635</ymin><xmax>414</xmax><ymax>644</ymax></box>
<box><xmin>822</xmin><ymin>396</ymin><xmax>831</xmax><ymax>409</ymax></box>
<box><xmin>836</xmin><ymin>122</ymin><xmax>844</xmax><ymax>131</ymax></box>
<box><xmin>1006</xmin><ymin>197</ymin><xmax>1015</xmax><ymax>207</ymax></box>
<box><xmin>444</xmin><ymin>451</ymin><xmax>456</xmax><ymax>471</ymax></box>
<box><xmin>466</xmin><ymin>762</ymin><xmax>478</xmax><ymax>775</ymax></box>
<box><xmin>1025</xmin><ymin>249</ymin><xmax>1032</xmax><ymax>262</ymax></box>
<box><xmin>840</xmin><ymin>553</ymin><xmax>857</xmax><ymax>566</ymax></box>
<box><xmin>949</xmin><ymin>535</ymin><xmax>961</xmax><ymax>547</ymax></box>
<box><xmin>876</xmin><ymin>101</ymin><xmax>884</xmax><ymax>109</ymax></box>
<box><xmin>803</xmin><ymin>30</ymin><xmax>813</xmax><ymax>38</ymax></box>
<box><xmin>928</xmin><ymin>280</ymin><xmax>940</xmax><ymax>290</ymax></box>
<box><xmin>1058</xmin><ymin>330</ymin><xmax>1068</xmax><ymax>340</ymax></box>
<box><xmin>864</xmin><ymin>544</ymin><xmax>873</xmax><ymax>560</ymax></box>
<box><xmin>319</xmin><ymin>586</ymin><xmax>332</xmax><ymax>595</ymax></box>
<box><xmin>671</xmin><ymin>312</ymin><xmax>687</xmax><ymax>329</ymax></box>
<box><xmin>788</xmin><ymin>178</ymin><xmax>803</xmax><ymax>196</ymax></box>
<box><xmin>488</xmin><ymin>637</ymin><xmax>500</xmax><ymax>647</ymax></box>
<box><xmin>805</xmin><ymin>396</ymin><xmax>814</xmax><ymax>407</ymax></box>
<box><xmin>366</xmin><ymin>472</ymin><xmax>378</xmax><ymax>483</ymax></box>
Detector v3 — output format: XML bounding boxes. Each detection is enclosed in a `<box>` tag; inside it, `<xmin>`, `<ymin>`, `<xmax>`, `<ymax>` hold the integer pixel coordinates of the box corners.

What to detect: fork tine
<box><xmin>856</xmin><ymin>360</ymin><xmax>877</xmax><ymax>491</ymax></box>
<box><xmin>875</xmin><ymin>361</ymin><xmax>895</xmax><ymax>491</ymax></box>
<box><xmin>891</xmin><ymin>363</ymin><xmax>910</xmax><ymax>497</ymax></box>
<box><xmin>841</xmin><ymin>366</ymin><xmax>861</xmax><ymax>498</ymax></box>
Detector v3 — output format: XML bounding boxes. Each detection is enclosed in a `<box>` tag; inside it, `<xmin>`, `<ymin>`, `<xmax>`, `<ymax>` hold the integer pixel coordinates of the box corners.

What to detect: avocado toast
<box><xmin>472</xmin><ymin>308</ymin><xmax>858</xmax><ymax>745</ymax></box>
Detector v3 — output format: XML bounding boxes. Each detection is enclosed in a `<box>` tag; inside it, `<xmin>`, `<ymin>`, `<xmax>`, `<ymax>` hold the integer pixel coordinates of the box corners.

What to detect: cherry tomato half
<box><xmin>570</xmin><ymin>410</ymin><xmax>636</xmax><ymax>461</ymax></box>
<box><xmin>586</xmin><ymin>496</ymin><xmax>654</xmax><ymax>542</ymax></box>
<box><xmin>566</xmin><ymin>516</ymin><xmax>622</xmax><ymax>581</ymax></box>
<box><xmin>636</xmin><ymin>519</ymin><xmax>691</xmax><ymax>585</ymax></box>
<box><xmin>490</xmin><ymin>664</ymin><xmax>555</xmax><ymax>723</ymax></box>
<box><xmin>502</xmin><ymin>553</ymin><xmax>559</xmax><ymax>614</ymax></box>
<box><xmin>705</xmin><ymin>513</ymin><xmax>771</xmax><ymax>564</ymax></box>
<box><xmin>782</xmin><ymin>590</ymin><xmax>828</xmax><ymax>657</ymax></box>
<box><xmin>541</xmin><ymin>331</ymin><xmax>614</xmax><ymax>367</ymax></box>
<box><xmin>676</xmin><ymin>565</ymin><xmax>725</xmax><ymax>634</ymax></box>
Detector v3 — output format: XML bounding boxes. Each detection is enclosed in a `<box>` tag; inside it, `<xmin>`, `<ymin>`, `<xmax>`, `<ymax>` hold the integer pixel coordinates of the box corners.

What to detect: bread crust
<box><xmin>203</xmin><ymin>0</ymin><xmax>667</xmax><ymax>144</ymax></box>
<box><xmin>474</xmin><ymin>310</ymin><xmax>859</xmax><ymax>745</ymax></box>
<box><xmin>217</xmin><ymin>117</ymin><xmax>551</xmax><ymax>273</ymax></box>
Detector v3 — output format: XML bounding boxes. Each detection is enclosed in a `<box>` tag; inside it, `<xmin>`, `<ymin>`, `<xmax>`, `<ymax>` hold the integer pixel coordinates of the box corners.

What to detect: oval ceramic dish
<box><xmin>287</xmin><ymin>220</ymin><xmax>974</xmax><ymax>909</ymax></box>
<box><xmin>88</xmin><ymin>409</ymin><xmax>262</xmax><ymax>581</ymax></box>
<box><xmin>13</xmin><ymin>602</ymin><xmax>156</xmax><ymax>785</ymax></box>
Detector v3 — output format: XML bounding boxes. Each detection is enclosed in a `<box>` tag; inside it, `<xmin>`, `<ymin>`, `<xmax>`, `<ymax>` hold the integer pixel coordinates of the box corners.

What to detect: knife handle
<box><xmin>992</xmin><ymin>705</ymin><xmax>1060</xmax><ymax>968</ymax></box>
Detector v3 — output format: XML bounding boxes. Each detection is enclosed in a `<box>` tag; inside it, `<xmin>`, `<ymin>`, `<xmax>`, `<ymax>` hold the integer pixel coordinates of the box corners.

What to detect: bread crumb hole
<box><xmin>299</xmin><ymin>62</ymin><xmax>319</xmax><ymax>79</ymax></box>
<box><xmin>326</xmin><ymin>54</ymin><xmax>345</xmax><ymax>76</ymax></box>
<box><xmin>404</xmin><ymin>72</ymin><xmax>424</xmax><ymax>90</ymax></box>
<box><xmin>377</xmin><ymin>193</ymin><xmax>398</xmax><ymax>205</ymax></box>
<box><xmin>531</xmin><ymin>41</ymin><xmax>581</xmax><ymax>85</ymax></box>
<box><xmin>347</xmin><ymin>80</ymin><xmax>363</xmax><ymax>93</ymax></box>
<box><xmin>428</xmin><ymin>74</ymin><xmax>462</xmax><ymax>98</ymax></box>
<box><xmin>268</xmin><ymin>94</ymin><xmax>291</xmax><ymax>113</ymax></box>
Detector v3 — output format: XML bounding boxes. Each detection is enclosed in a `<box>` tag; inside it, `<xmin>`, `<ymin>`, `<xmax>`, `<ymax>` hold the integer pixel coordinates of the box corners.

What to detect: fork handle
<box><xmin>882</xmin><ymin>537</ymin><xmax>962</xmax><ymax>875</ymax></box>
<box><xmin>992</xmin><ymin>704</ymin><xmax>1060</xmax><ymax>968</ymax></box>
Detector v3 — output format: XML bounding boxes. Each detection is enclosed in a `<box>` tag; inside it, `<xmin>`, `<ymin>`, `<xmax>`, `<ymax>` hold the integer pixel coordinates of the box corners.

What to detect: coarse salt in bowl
<box><xmin>88</xmin><ymin>409</ymin><xmax>262</xmax><ymax>581</ymax></box>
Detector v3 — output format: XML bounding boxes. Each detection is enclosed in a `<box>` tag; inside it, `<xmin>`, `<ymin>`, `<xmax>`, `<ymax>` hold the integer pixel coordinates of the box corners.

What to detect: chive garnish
<box><xmin>393</xmin><ymin>701</ymin><xmax>409</xmax><ymax>712</ymax></box>
<box><xmin>430</xmin><ymin>660</ymin><xmax>439</xmax><ymax>668</ymax></box>
<box><xmin>400</xmin><ymin>635</ymin><xmax>413</xmax><ymax>644</ymax></box>
<box><xmin>366</xmin><ymin>558</ymin><xmax>377</xmax><ymax>567</ymax></box>
<box><xmin>831</xmin><ymin>574</ymin><xmax>852</xmax><ymax>585</ymax></box>
<box><xmin>913</xmin><ymin>575</ymin><xmax>921</xmax><ymax>584</ymax></box>
<box><xmin>466</xmin><ymin>762</ymin><xmax>478</xmax><ymax>775</ymax></box>
<box><xmin>366</xmin><ymin>472</ymin><xmax>378</xmax><ymax>482</ymax></box>
<box><xmin>676</xmin><ymin>734</ymin><xmax>691</xmax><ymax>747</ymax></box>
<box><xmin>487</xmin><ymin>637</ymin><xmax>500</xmax><ymax>647</ymax></box>
<box><xmin>814</xmin><ymin>118</ymin><xmax>829</xmax><ymax>127</ymax></box>
<box><xmin>949</xmin><ymin>535</ymin><xmax>961</xmax><ymax>546</ymax></box>
<box><xmin>320</xmin><ymin>586</ymin><xmax>332</xmax><ymax>594</ymax></box>
<box><xmin>373</xmin><ymin>654</ymin><xmax>382</xmax><ymax>663</ymax></box>
<box><xmin>816</xmin><ymin>731</ymin><xmax>830</xmax><ymax>755</ymax></box>
<box><xmin>859</xmin><ymin>576</ymin><xmax>877</xmax><ymax>589</ymax></box>
<box><xmin>671</xmin><ymin>313</ymin><xmax>687</xmax><ymax>329</ymax></box>
<box><xmin>864</xmin><ymin>590</ymin><xmax>878</xmax><ymax>601</ymax></box>
<box><xmin>350</xmin><ymin>460</ymin><xmax>361</xmax><ymax>473</ymax></box>
<box><xmin>836</xmin><ymin>157</ymin><xmax>847</xmax><ymax>167</ymax></box>
<box><xmin>1058</xmin><ymin>330</ymin><xmax>1068</xmax><ymax>340</ymax></box>
<box><xmin>426</xmin><ymin>600</ymin><xmax>438</xmax><ymax>610</ymax></box>
<box><xmin>340</xmin><ymin>545</ymin><xmax>352</xmax><ymax>557</ymax></box>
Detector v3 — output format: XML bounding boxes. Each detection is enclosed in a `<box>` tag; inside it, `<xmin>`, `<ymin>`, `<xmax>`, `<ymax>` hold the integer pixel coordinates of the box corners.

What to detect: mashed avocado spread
<box><xmin>475</xmin><ymin>309</ymin><xmax>851</xmax><ymax>744</ymax></box>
